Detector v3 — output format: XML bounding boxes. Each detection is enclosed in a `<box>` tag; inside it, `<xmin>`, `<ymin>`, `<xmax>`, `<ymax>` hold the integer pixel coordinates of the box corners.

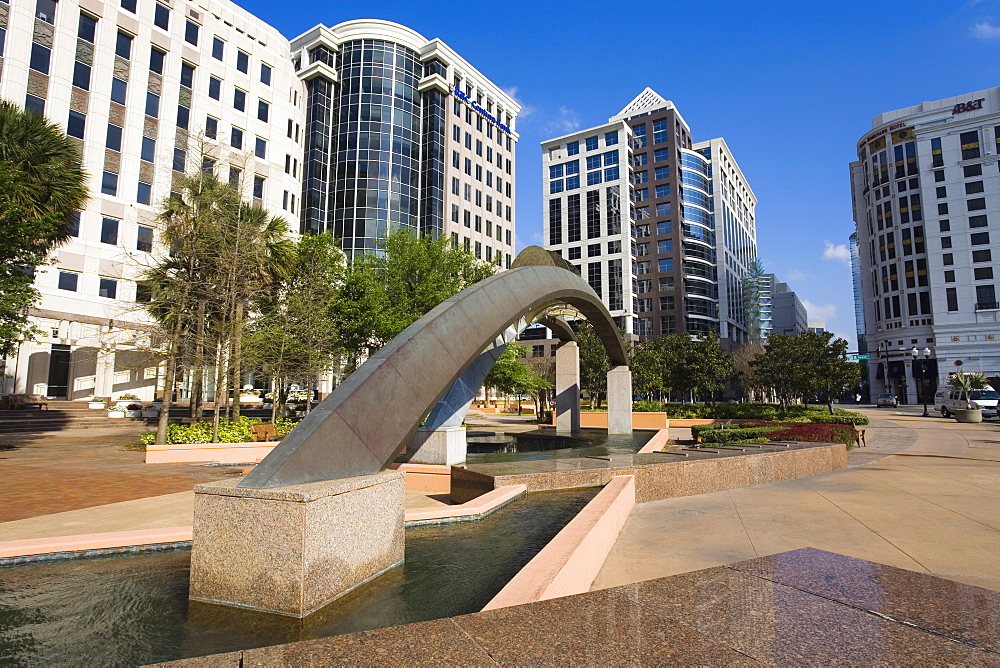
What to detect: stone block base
<box><xmin>189</xmin><ymin>470</ymin><xmax>405</xmax><ymax>618</ymax></box>
<box><xmin>406</xmin><ymin>426</ymin><xmax>466</xmax><ymax>465</ymax></box>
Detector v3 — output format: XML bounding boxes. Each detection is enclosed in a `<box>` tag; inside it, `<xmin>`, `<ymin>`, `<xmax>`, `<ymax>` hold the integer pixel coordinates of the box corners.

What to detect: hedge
<box><xmin>692</xmin><ymin>420</ymin><xmax>859</xmax><ymax>449</ymax></box>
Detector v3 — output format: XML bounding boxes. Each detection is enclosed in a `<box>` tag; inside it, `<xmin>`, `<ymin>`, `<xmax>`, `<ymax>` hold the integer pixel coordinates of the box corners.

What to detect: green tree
<box><xmin>483</xmin><ymin>343</ymin><xmax>547</xmax><ymax>411</ymax></box>
<box><xmin>751</xmin><ymin>331</ymin><xmax>859</xmax><ymax>412</ymax></box>
<box><xmin>661</xmin><ymin>333</ymin><xmax>734</xmax><ymax>403</ymax></box>
<box><xmin>0</xmin><ymin>101</ymin><xmax>88</xmax><ymax>361</ymax></box>
<box><xmin>802</xmin><ymin>332</ymin><xmax>862</xmax><ymax>414</ymax></box>
<box><xmin>144</xmin><ymin>171</ymin><xmax>292</xmax><ymax>443</ymax></box>
<box><xmin>630</xmin><ymin>338</ymin><xmax>669</xmax><ymax>400</ymax></box>
<box><xmin>750</xmin><ymin>334</ymin><xmax>806</xmax><ymax>409</ymax></box>
<box><xmin>330</xmin><ymin>230</ymin><xmax>495</xmax><ymax>371</ymax></box>
<box><xmin>243</xmin><ymin>232</ymin><xmax>344</xmax><ymax>420</ymax></box>
<box><xmin>575</xmin><ymin>321</ymin><xmax>610</xmax><ymax>407</ymax></box>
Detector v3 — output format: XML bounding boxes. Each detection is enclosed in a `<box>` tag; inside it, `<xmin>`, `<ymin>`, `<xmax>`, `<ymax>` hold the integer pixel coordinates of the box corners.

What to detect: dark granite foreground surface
<box><xmin>158</xmin><ymin>548</ymin><xmax>1000</xmax><ymax>666</ymax></box>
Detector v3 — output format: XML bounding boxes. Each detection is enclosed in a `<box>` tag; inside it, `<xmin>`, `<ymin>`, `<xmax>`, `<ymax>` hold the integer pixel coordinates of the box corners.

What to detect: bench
<box><xmin>4</xmin><ymin>394</ymin><xmax>49</xmax><ymax>410</ymax></box>
<box><xmin>250</xmin><ymin>422</ymin><xmax>281</xmax><ymax>442</ymax></box>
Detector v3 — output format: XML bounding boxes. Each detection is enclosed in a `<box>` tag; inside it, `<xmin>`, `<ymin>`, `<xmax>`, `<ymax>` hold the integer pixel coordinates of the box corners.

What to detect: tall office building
<box><xmin>0</xmin><ymin>3</ymin><xmax>517</xmax><ymax>401</ymax></box>
<box><xmin>849</xmin><ymin>231</ymin><xmax>867</xmax><ymax>353</ymax></box>
<box><xmin>850</xmin><ymin>87</ymin><xmax>1000</xmax><ymax>404</ymax></box>
<box><xmin>290</xmin><ymin>21</ymin><xmax>518</xmax><ymax>265</ymax></box>
<box><xmin>541</xmin><ymin>88</ymin><xmax>757</xmax><ymax>345</ymax></box>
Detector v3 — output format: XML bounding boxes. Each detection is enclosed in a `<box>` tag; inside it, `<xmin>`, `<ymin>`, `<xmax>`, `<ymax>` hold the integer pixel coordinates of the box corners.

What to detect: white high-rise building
<box><xmin>0</xmin><ymin>2</ymin><xmax>517</xmax><ymax>402</ymax></box>
<box><xmin>541</xmin><ymin>89</ymin><xmax>756</xmax><ymax>345</ymax></box>
<box><xmin>850</xmin><ymin>86</ymin><xmax>1000</xmax><ymax>405</ymax></box>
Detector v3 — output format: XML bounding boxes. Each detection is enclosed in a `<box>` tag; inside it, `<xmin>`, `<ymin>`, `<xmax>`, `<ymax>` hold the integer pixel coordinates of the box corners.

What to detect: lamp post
<box><xmin>911</xmin><ymin>346</ymin><xmax>931</xmax><ymax>417</ymax></box>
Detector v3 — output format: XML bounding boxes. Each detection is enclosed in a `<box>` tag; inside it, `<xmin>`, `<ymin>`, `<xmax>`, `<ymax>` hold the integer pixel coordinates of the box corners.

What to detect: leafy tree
<box><xmin>144</xmin><ymin>172</ymin><xmax>292</xmax><ymax>443</ymax></box>
<box><xmin>662</xmin><ymin>333</ymin><xmax>734</xmax><ymax>403</ymax></box>
<box><xmin>575</xmin><ymin>321</ymin><xmax>610</xmax><ymax>407</ymax></box>
<box><xmin>731</xmin><ymin>342</ymin><xmax>766</xmax><ymax>401</ymax></box>
<box><xmin>751</xmin><ymin>332</ymin><xmax>860</xmax><ymax>413</ymax></box>
<box><xmin>630</xmin><ymin>339</ymin><xmax>669</xmax><ymax>400</ymax></box>
<box><xmin>750</xmin><ymin>334</ymin><xmax>806</xmax><ymax>409</ymax></box>
<box><xmin>483</xmin><ymin>343</ymin><xmax>547</xmax><ymax>411</ymax></box>
<box><xmin>803</xmin><ymin>332</ymin><xmax>862</xmax><ymax>414</ymax></box>
<box><xmin>330</xmin><ymin>230</ymin><xmax>495</xmax><ymax>372</ymax></box>
<box><xmin>0</xmin><ymin>101</ymin><xmax>88</xmax><ymax>361</ymax></box>
<box><xmin>243</xmin><ymin>232</ymin><xmax>344</xmax><ymax>420</ymax></box>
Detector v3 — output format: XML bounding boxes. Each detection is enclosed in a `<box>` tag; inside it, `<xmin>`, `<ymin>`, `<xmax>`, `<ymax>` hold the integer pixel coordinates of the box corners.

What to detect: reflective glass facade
<box><xmin>329</xmin><ymin>40</ymin><xmax>422</xmax><ymax>258</ymax></box>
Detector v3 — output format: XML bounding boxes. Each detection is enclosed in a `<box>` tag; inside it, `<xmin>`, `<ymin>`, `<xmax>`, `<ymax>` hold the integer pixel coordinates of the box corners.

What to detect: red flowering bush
<box><xmin>767</xmin><ymin>422</ymin><xmax>857</xmax><ymax>447</ymax></box>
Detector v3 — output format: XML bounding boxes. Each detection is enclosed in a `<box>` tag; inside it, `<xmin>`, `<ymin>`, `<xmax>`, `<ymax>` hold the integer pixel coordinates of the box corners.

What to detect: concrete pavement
<box><xmin>594</xmin><ymin>409</ymin><xmax>1000</xmax><ymax>592</ymax></box>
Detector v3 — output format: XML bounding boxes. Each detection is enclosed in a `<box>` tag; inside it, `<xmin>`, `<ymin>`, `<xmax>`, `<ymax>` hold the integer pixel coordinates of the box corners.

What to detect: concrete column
<box><xmin>95</xmin><ymin>347</ymin><xmax>115</xmax><ymax>399</ymax></box>
<box><xmin>607</xmin><ymin>365</ymin><xmax>633</xmax><ymax>435</ymax></box>
<box><xmin>407</xmin><ymin>426</ymin><xmax>467</xmax><ymax>465</ymax></box>
<box><xmin>555</xmin><ymin>341</ymin><xmax>580</xmax><ymax>434</ymax></box>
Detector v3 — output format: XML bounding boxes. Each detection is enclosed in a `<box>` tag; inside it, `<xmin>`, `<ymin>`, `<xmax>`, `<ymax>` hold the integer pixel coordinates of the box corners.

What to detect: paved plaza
<box><xmin>2</xmin><ymin>408</ymin><xmax>998</xmax><ymax>594</ymax></box>
<box><xmin>595</xmin><ymin>408</ymin><xmax>1000</xmax><ymax>592</ymax></box>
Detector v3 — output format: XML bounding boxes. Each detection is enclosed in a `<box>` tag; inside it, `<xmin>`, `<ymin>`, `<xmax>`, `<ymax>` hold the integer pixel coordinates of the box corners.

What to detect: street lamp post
<box><xmin>911</xmin><ymin>347</ymin><xmax>931</xmax><ymax>417</ymax></box>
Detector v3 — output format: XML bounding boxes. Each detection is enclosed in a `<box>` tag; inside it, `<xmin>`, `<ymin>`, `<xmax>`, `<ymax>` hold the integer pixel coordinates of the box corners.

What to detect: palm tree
<box><xmin>143</xmin><ymin>171</ymin><xmax>293</xmax><ymax>443</ymax></box>
<box><xmin>0</xmin><ymin>99</ymin><xmax>88</xmax><ymax>247</ymax></box>
<box><xmin>0</xmin><ymin>100</ymin><xmax>88</xmax><ymax>361</ymax></box>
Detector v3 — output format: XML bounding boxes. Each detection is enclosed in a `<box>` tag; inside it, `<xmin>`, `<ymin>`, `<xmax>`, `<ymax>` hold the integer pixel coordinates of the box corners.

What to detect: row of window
<box><xmin>451</xmin><ymin>98</ymin><xmax>512</xmax><ymax>144</ymax></box>
<box><xmin>57</xmin><ymin>271</ymin><xmax>128</xmax><ymax>300</ymax></box>
<box><xmin>63</xmin><ymin>214</ymin><xmax>153</xmax><ymax>251</ymax></box>
<box><xmin>449</xmin><ymin>205</ymin><xmax>511</xmax><ymax>244</ymax></box>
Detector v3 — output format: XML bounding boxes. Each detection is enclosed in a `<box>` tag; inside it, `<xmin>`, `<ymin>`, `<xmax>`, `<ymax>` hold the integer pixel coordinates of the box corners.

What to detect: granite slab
<box><xmin>161</xmin><ymin>548</ymin><xmax>1000</xmax><ymax>666</ymax></box>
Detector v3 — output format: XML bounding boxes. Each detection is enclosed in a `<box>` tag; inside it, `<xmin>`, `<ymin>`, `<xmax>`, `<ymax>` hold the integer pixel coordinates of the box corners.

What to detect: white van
<box><xmin>934</xmin><ymin>385</ymin><xmax>1000</xmax><ymax>418</ymax></box>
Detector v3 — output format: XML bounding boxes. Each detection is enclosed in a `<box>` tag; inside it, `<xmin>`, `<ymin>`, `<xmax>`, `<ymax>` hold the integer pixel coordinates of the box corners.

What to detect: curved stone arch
<box><xmin>240</xmin><ymin>250</ymin><xmax>628</xmax><ymax>489</ymax></box>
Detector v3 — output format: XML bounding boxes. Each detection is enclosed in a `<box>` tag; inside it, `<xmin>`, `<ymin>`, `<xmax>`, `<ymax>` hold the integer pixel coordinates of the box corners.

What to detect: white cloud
<box><xmin>785</xmin><ymin>268</ymin><xmax>815</xmax><ymax>282</ymax></box>
<box><xmin>803</xmin><ymin>300</ymin><xmax>837</xmax><ymax>322</ymax></box>
<box><xmin>544</xmin><ymin>106</ymin><xmax>580</xmax><ymax>134</ymax></box>
<box><xmin>972</xmin><ymin>20</ymin><xmax>1000</xmax><ymax>38</ymax></box>
<box><xmin>822</xmin><ymin>241</ymin><xmax>851</xmax><ymax>265</ymax></box>
<box><xmin>503</xmin><ymin>86</ymin><xmax>536</xmax><ymax>119</ymax></box>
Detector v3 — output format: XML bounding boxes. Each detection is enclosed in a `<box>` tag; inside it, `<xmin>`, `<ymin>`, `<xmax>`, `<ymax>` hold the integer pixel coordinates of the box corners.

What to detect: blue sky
<box><xmin>240</xmin><ymin>0</ymin><xmax>1000</xmax><ymax>348</ymax></box>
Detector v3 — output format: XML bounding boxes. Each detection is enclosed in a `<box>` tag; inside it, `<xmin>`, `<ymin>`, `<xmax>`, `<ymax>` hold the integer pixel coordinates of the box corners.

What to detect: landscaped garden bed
<box><xmin>690</xmin><ymin>420</ymin><xmax>861</xmax><ymax>448</ymax></box>
<box><xmin>136</xmin><ymin>416</ymin><xmax>298</xmax><ymax>447</ymax></box>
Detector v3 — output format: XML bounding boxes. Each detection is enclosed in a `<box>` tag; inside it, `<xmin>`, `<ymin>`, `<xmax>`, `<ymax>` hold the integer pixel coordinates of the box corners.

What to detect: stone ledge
<box><xmin>484</xmin><ymin>475</ymin><xmax>635</xmax><ymax>610</ymax></box>
<box><xmin>193</xmin><ymin>469</ymin><xmax>404</xmax><ymax>502</ymax></box>
<box><xmin>451</xmin><ymin>442</ymin><xmax>847</xmax><ymax>504</ymax></box>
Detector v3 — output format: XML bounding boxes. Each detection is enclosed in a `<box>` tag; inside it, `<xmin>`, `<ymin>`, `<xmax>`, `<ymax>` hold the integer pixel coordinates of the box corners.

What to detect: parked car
<box><xmin>875</xmin><ymin>393</ymin><xmax>897</xmax><ymax>408</ymax></box>
<box><xmin>934</xmin><ymin>386</ymin><xmax>1000</xmax><ymax>418</ymax></box>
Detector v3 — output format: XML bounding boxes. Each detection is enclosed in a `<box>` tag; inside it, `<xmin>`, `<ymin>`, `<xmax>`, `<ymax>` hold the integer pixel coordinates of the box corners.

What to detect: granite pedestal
<box><xmin>406</xmin><ymin>426</ymin><xmax>467</xmax><ymax>465</ymax></box>
<box><xmin>189</xmin><ymin>469</ymin><xmax>405</xmax><ymax>618</ymax></box>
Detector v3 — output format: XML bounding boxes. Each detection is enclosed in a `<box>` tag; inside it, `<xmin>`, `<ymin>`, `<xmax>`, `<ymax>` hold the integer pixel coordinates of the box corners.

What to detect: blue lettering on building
<box><xmin>450</xmin><ymin>86</ymin><xmax>511</xmax><ymax>134</ymax></box>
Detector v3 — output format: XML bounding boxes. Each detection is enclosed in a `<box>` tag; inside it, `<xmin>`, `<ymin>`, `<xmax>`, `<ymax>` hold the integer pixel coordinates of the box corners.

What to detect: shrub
<box><xmin>139</xmin><ymin>416</ymin><xmax>265</xmax><ymax>444</ymax></box>
<box><xmin>661</xmin><ymin>403</ymin><xmax>711</xmax><ymax>419</ymax></box>
<box><xmin>767</xmin><ymin>422</ymin><xmax>858</xmax><ymax>448</ymax></box>
<box><xmin>698</xmin><ymin>426</ymin><xmax>781</xmax><ymax>444</ymax></box>
<box><xmin>808</xmin><ymin>413</ymin><xmax>868</xmax><ymax>426</ymax></box>
<box><xmin>633</xmin><ymin>400</ymin><xmax>665</xmax><ymax>412</ymax></box>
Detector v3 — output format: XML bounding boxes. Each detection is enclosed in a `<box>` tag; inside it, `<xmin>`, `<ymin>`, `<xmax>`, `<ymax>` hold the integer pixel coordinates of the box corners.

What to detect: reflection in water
<box><xmin>0</xmin><ymin>488</ymin><xmax>597</xmax><ymax>666</ymax></box>
<box><xmin>467</xmin><ymin>428</ymin><xmax>653</xmax><ymax>463</ymax></box>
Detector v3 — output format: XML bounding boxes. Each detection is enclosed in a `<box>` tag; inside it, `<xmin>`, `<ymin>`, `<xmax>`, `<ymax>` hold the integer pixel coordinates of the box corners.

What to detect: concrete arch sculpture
<box><xmin>240</xmin><ymin>247</ymin><xmax>629</xmax><ymax>489</ymax></box>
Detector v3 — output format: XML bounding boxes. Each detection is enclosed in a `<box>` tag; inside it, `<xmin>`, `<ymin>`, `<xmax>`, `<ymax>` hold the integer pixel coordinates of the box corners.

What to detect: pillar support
<box><xmin>555</xmin><ymin>341</ymin><xmax>580</xmax><ymax>434</ymax></box>
<box><xmin>607</xmin><ymin>365</ymin><xmax>633</xmax><ymax>435</ymax></box>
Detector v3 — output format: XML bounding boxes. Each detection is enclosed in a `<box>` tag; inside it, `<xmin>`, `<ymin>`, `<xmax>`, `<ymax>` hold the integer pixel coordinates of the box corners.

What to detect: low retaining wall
<box><xmin>452</xmin><ymin>442</ymin><xmax>847</xmax><ymax>504</ymax></box>
<box><xmin>0</xmin><ymin>526</ymin><xmax>193</xmax><ymax>562</ymax></box>
<box><xmin>550</xmin><ymin>411</ymin><xmax>668</xmax><ymax>431</ymax></box>
<box><xmin>637</xmin><ymin>428</ymin><xmax>671</xmax><ymax>454</ymax></box>
<box><xmin>405</xmin><ymin>485</ymin><xmax>525</xmax><ymax>526</ymax></box>
<box><xmin>145</xmin><ymin>441</ymin><xmax>277</xmax><ymax>464</ymax></box>
<box><xmin>483</xmin><ymin>475</ymin><xmax>635</xmax><ymax>610</ymax></box>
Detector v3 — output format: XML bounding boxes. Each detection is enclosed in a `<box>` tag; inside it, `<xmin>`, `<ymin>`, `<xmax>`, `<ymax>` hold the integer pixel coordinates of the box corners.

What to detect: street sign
<box><xmin>857</xmin><ymin>354</ymin><xmax>871</xmax><ymax>359</ymax></box>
